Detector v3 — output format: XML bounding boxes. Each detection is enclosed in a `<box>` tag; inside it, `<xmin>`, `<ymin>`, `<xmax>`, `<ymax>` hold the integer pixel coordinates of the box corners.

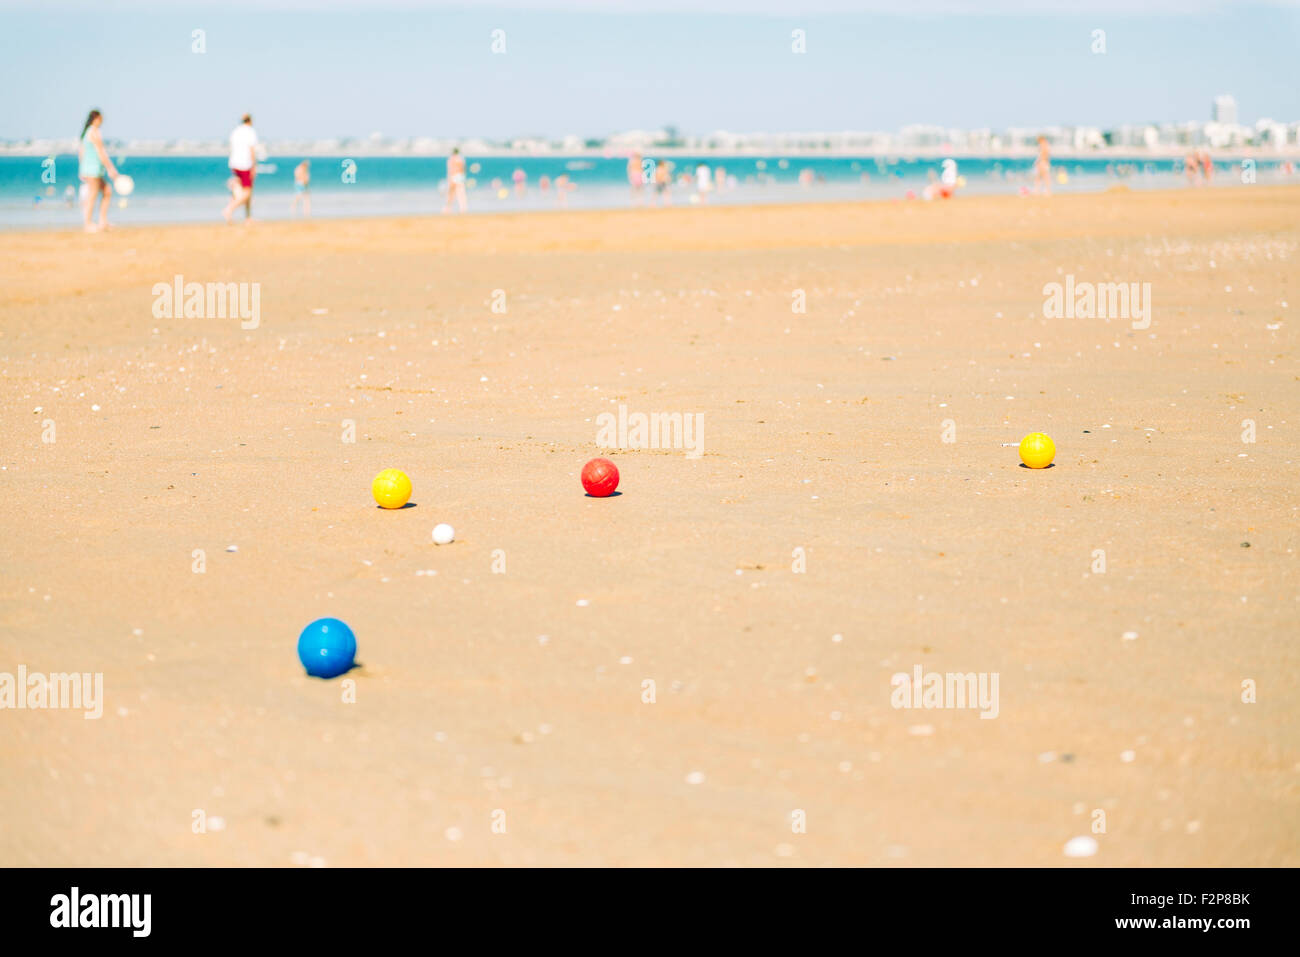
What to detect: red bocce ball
<box><xmin>581</xmin><ymin>458</ymin><xmax>620</xmax><ymax>497</ymax></box>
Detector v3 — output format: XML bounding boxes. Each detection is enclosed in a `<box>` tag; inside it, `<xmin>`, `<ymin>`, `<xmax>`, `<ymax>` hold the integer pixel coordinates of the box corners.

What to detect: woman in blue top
<box><xmin>78</xmin><ymin>110</ymin><xmax>119</xmax><ymax>232</ymax></box>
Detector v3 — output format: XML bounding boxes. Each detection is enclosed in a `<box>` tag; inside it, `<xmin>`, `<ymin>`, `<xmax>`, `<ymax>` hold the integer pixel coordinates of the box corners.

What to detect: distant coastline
<box><xmin>6</xmin><ymin>112</ymin><xmax>1300</xmax><ymax>162</ymax></box>
<box><xmin>4</xmin><ymin>143</ymin><xmax>1299</xmax><ymax>160</ymax></box>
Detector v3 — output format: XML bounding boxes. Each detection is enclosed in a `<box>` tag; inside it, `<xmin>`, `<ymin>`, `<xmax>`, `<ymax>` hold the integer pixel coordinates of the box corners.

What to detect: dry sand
<box><xmin>1</xmin><ymin>186</ymin><xmax>1297</xmax><ymax>866</ymax></box>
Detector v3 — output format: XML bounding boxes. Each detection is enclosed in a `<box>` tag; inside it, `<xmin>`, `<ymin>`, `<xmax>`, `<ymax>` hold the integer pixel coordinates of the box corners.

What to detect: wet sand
<box><xmin>1</xmin><ymin>186</ymin><xmax>1297</xmax><ymax>865</ymax></box>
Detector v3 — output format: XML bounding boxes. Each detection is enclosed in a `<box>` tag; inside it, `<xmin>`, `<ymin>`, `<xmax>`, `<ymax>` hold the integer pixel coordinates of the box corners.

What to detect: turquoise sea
<box><xmin>2</xmin><ymin>153</ymin><xmax>1291</xmax><ymax>228</ymax></box>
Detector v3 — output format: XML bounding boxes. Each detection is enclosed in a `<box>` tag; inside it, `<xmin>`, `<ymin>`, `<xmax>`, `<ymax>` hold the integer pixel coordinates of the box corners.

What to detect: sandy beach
<box><xmin>1</xmin><ymin>186</ymin><xmax>1296</xmax><ymax>866</ymax></box>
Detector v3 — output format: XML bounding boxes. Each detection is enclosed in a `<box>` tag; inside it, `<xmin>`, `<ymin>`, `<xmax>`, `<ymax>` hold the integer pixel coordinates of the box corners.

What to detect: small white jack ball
<box><xmin>432</xmin><ymin>523</ymin><xmax>455</xmax><ymax>545</ymax></box>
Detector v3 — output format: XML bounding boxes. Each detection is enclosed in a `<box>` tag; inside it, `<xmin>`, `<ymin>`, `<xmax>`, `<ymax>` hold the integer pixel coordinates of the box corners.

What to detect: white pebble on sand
<box><xmin>1063</xmin><ymin>835</ymin><xmax>1098</xmax><ymax>858</ymax></box>
<box><xmin>685</xmin><ymin>771</ymin><xmax>705</xmax><ymax>785</ymax></box>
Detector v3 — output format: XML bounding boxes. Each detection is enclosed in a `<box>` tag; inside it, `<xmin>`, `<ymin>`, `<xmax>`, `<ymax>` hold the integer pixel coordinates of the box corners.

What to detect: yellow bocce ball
<box><xmin>1019</xmin><ymin>433</ymin><xmax>1056</xmax><ymax>469</ymax></box>
<box><xmin>372</xmin><ymin>468</ymin><xmax>412</xmax><ymax>508</ymax></box>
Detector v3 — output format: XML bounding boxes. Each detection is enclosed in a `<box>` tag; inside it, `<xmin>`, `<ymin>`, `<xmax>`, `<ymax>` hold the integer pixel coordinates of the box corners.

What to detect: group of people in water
<box><xmin>624</xmin><ymin>152</ymin><xmax>731</xmax><ymax>205</ymax></box>
<box><xmin>441</xmin><ymin>150</ymin><xmax>584</xmax><ymax>212</ymax></box>
<box><xmin>75</xmin><ymin>109</ymin><xmax>1240</xmax><ymax>230</ymax></box>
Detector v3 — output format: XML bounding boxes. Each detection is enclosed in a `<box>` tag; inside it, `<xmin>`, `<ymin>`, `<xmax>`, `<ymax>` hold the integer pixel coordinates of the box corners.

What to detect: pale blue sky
<box><xmin>1</xmin><ymin>1</ymin><xmax>1297</xmax><ymax>140</ymax></box>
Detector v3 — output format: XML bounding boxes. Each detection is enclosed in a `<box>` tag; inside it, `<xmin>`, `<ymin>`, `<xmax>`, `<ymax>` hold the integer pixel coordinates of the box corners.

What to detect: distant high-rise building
<box><xmin>1212</xmin><ymin>94</ymin><xmax>1238</xmax><ymax>125</ymax></box>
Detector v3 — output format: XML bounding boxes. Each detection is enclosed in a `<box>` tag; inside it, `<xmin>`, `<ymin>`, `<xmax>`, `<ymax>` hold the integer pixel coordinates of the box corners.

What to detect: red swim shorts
<box><xmin>231</xmin><ymin>167</ymin><xmax>253</xmax><ymax>189</ymax></box>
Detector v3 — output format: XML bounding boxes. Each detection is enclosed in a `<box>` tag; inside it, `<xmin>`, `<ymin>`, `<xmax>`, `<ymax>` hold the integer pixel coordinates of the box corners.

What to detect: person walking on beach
<box><xmin>444</xmin><ymin>147</ymin><xmax>468</xmax><ymax>213</ymax></box>
<box><xmin>292</xmin><ymin>159</ymin><xmax>311</xmax><ymax>217</ymax></box>
<box><xmin>78</xmin><ymin>110</ymin><xmax>120</xmax><ymax>232</ymax></box>
<box><xmin>223</xmin><ymin>114</ymin><xmax>259</xmax><ymax>223</ymax></box>
<box><xmin>1033</xmin><ymin>136</ymin><xmax>1051</xmax><ymax>195</ymax></box>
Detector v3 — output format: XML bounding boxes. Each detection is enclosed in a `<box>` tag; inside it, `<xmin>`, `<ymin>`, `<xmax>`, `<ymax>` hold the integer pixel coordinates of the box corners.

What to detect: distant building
<box><xmin>1255</xmin><ymin>119</ymin><xmax>1287</xmax><ymax>151</ymax></box>
<box><xmin>899</xmin><ymin>125</ymin><xmax>946</xmax><ymax>148</ymax></box>
<box><xmin>509</xmin><ymin>137</ymin><xmax>551</xmax><ymax>153</ymax></box>
<box><xmin>1212</xmin><ymin>94</ymin><xmax>1238</xmax><ymax>126</ymax></box>
<box><xmin>606</xmin><ymin>129</ymin><xmax>662</xmax><ymax>150</ymax></box>
<box><xmin>1072</xmin><ymin>126</ymin><xmax>1105</xmax><ymax>150</ymax></box>
<box><xmin>1109</xmin><ymin>124</ymin><xmax>1159</xmax><ymax>149</ymax></box>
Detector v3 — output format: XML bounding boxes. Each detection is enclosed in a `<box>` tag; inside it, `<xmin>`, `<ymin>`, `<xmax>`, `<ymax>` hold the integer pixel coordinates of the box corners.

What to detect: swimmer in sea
<box><xmin>923</xmin><ymin>158</ymin><xmax>959</xmax><ymax>200</ymax></box>
<box><xmin>696</xmin><ymin>163</ymin><xmax>712</xmax><ymax>202</ymax></box>
<box><xmin>292</xmin><ymin>160</ymin><xmax>311</xmax><ymax>217</ymax></box>
<box><xmin>444</xmin><ymin>147</ymin><xmax>468</xmax><ymax>213</ymax></box>
<box><xmin>554</xmin><ymin>173</ymin><xmax>574</xmax><ymax>207</ymax></box>
<box><xmin>628</xmin><ymin>152</ymin><xmax>644</xmax><ymax>204</ymax></box>
<box><xmin>654</xmin><ymin>159</ymin><xmax>672</xmax><ymax>207</ymax></box>
<box><xmin>1033</xmin><ymin>136</ymin><xmax>1051</xmax><ymax>195</ymax></box>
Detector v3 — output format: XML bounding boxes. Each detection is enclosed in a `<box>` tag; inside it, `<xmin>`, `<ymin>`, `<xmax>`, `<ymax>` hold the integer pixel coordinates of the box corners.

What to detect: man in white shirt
<box><xmin>223</xmin><ymin>113</ymin><xmax>259</xmax><ymax>223</ymax></box>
